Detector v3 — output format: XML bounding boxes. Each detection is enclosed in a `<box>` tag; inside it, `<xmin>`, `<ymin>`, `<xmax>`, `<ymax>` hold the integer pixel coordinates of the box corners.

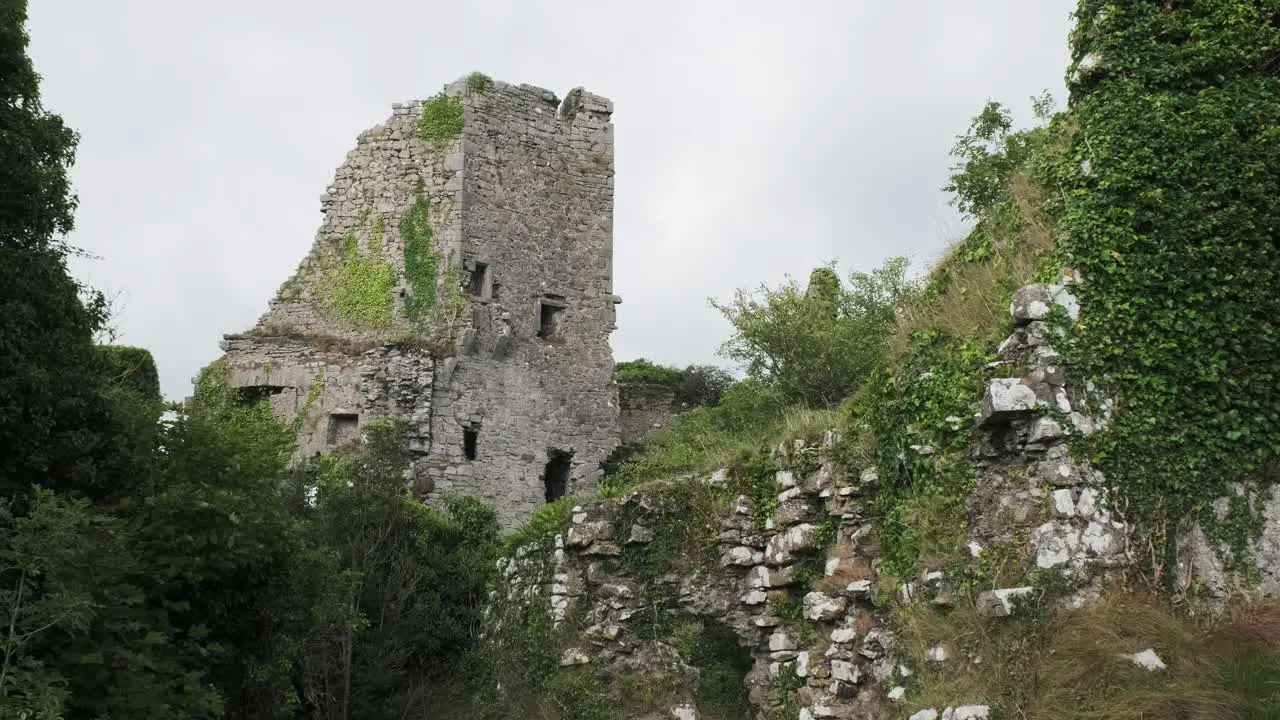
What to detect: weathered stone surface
<box><xmin>976</xmin><ymin>587</ymin><xmax>1035</xmax><ymax>617</ymax></box>
<box><xmin>1010</xmin><ymin>283</ymin><xmax>1079</xmax><ymax>325</ymax></box>
<box><xmin>764</xmin><ymin>524</ymin><xmax>819</xmax><ymax>565</ymax></box>
<box><xmin>566</xmin><ymin>521</ymin><xmax>615</xmax><ymax>548</ymax></box>
<box><xmin>977</xmin><ymin>379</ymin><xmax>1042</xmax><ymax>425</ymax></box>
<box><xmin>215</xmin><ymin>78</ymin><xmax>621</xmax><ymax>532</ymax></box>
<box><xmin>803</xmin><ymin>592</ymin><xmax>848</xmax><ymax>621</ymax></box>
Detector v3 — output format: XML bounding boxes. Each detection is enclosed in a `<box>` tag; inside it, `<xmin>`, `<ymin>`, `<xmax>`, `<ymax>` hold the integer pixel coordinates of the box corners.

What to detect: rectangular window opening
<box><xmin>326</xmin><ymin>413</ymin><xmax>359</xmax><ymax>447</ymax></box>
<box><xmin>463</xmin><ymin>426</ymin><xmax>479</xmax><ymax>461</ymax></box>
<box><xmin>468</xmin><ymin>262</ymin><xmax>490</xmax><ymax>299</ymax></box>
<box><xmin>538</xmin><ymin>300</ymin><xmax>565</xmax><ymax>340</ymax></box>
<box><xmin>236</xmin><ymin>385</ymin><xmax>285</xmax><ymax>406</ymax></box>
<box><xmin>543</xmin><ymin>449</ymin><xmax>573</xmax><ymax>503</ymax></box>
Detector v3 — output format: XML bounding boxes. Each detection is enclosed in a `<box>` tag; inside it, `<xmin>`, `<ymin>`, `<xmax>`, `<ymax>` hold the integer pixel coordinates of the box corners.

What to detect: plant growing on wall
<box><xmin>1047</xmin><ymin>0</ymin><xmax>1280</xmax><ymax>573</ymax></box>
<box><xmin>327</xmin><ymin>233</ymin><xmax>396</xmax><ymax>328</ymax></box>
<box><xmin>419</xmin><ymin>92</ymin><xmax>464</xmax><ymax>147</ymax></box>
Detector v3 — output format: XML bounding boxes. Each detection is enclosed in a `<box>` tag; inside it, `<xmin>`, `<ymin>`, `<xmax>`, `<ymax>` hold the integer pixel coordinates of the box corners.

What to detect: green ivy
<box><xmin>400</xmin><ymin>179</ymin><xmax>438</xmax><ymax>326</ymax></box>
<box><xmin>419</xmin><ymin>92</ymin><xmax>464</xmax><ymax>147</ymax></box>
<box><xmin>855</xmin><ymin>333</ymin><xmax>991</xmax><ymax>576</ymax></box>
<box><xmin>1047</xmin><ymin>0</ymin><xmax>1280</xmax><ymax>571</ymax></box>
<box><xmin>370</xmin><ymin>216</ymin><xmax>384</xmax><ymax>252</ymax></box>
<box><xmin>328</xmin><ymin>234</ymin><xmax>395</xmax><ymax>327</ymax></box>
<box><xmin>466</xmin><ymin>72</ymin><xmax>493</xmax><ymax>93</ymax></box>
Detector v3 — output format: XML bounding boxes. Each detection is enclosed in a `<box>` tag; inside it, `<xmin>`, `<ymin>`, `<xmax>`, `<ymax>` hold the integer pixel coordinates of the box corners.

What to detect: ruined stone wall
<box><xmin>618</xmin><ymin>382</ymin><xmax>684</xmax><ymax>445</ymax></box>
<box><xmin>422</xmin><ymin>82</ymin><xmax>620</xmax><ymax>530</ymax></box>
<box><xmin>215</xmin><ymin>76</ymin><xmax>620</xmax><ymax>531</ymax></box>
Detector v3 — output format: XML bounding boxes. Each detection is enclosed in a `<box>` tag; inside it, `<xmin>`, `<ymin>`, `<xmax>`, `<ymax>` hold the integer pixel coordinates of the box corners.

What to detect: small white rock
<box><xmin>1126</xmin><ymin>648</ymin><xmax>1166</xmax><ymax>671</ymax></box>
<box><xmin>888</xmin><ymin>686</ymin><xmax>906</xmax><ymax>702</ymax></box>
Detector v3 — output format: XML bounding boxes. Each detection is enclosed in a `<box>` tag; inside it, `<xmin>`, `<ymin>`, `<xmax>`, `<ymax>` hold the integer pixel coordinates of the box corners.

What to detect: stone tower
<box><xmin>215</xmin><ymin>75</ymin><xmax>622</xmax><ymax>530</ymax></box>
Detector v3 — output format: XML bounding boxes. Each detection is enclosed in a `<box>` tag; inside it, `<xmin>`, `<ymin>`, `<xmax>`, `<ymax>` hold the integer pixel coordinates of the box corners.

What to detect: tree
<box><xmin>711</xmin><ymin>257</ymin><xmax>918</xmax><ymax>408</ymax></box>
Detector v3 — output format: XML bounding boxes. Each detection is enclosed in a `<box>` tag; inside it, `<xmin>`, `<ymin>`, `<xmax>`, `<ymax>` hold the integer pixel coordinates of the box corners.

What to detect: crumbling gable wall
<box><xmin>215</xmin><ymin>76</ymin><xmax>620</xmax><ymax>530</ymax></box>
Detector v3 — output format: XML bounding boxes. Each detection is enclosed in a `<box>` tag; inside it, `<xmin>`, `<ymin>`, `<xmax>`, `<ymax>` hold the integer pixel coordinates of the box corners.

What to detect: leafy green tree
<box><xmin>711</xmin><ymin>257</ymin><xmax>918</xmax><ymax>408</ymax></box>
<box><xmin>298</xmin><ymin>421</ymin><xmax>500</xmax><ymax>720</ymax></box>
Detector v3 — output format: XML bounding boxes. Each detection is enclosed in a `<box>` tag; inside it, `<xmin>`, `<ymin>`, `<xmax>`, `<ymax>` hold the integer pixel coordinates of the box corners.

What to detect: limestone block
<box><xmin>566</xmin><ymin>521</ymin><xmax>615</xmax><ymax>548</ymax></box>
<box><xmin>768</xmin><ymin>631</ymin><xmax>797</xmax><ymax>652</ymax></box>
<box><xmin>976</xmin><ymin>587</ymin><xmax>1035</xmax><ymax>617</ymax></box>
<box><xmin>977</xmin><ymin>379</ymin><xmax>1042</xmax><ymax>425</ymax></box>
<box><xmin>803</xmin><ymin>591</ymin><xmax>848</xmax><ymax>621</ymax></box>
<box><xmin>720</xmin><ymin>546</ymin><xmax>764</xmax><ymax>567</ymax></box>
<box><xmin>764</xmin><ymin>523</ymin><xmax>819</xmax><ymax>565</ymax></box>
<box><xmin>1010</xmin><ymin>283</ymin><xmax>1079</xmax><ymax>324</ymax></box>
<box><xmin>560</xmin><ymin>648</ymin><xmax>591</xmax><ymax>666</ymax></box>
<box><xmin>944</xmin><ymin>707</ymin><xmax>991</xmax><ymax>720</ymax></box>
<box><xmin>1050</xmin><ymin>489</ymin><xmax>1077</xmax><ymax>518</ymax></box>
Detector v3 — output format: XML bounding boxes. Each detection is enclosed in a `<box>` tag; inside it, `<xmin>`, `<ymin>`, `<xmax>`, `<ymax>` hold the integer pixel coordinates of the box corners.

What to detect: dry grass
<box><xmin>895</xmin><ymin>578</ymin><xmax>1280</xmax><ymax>720</ymax></box>
<box><xmin>889</xmin><ymin>169</ymin><xmax>1057</xmax><ymax>359</ymax></box>
<box><xmin>816</xmin><ymin>543</ymin><xmax>876</xmax><ymax>594</ymax></box>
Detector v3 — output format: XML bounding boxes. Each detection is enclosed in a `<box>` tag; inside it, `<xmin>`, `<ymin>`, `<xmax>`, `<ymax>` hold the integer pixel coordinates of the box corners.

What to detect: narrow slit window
<box><xmin>463</xmin><ymin>426</ymin><xmax>479</xmax><ymax>461</ymax></box>
<box><xmin>468</xmin><ymin>262</ymin><xmax>490</xmax><ymax>299</ymax></box>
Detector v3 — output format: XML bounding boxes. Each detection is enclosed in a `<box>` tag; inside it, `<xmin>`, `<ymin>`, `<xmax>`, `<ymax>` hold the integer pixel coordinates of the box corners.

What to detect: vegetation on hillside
<box><xmin>3</xmin><ymin>0</ymin><xmax>1279</xmax><ymax>718</ymax></box>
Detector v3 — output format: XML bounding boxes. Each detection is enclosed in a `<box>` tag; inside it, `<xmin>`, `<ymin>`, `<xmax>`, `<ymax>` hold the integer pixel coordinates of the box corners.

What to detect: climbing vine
<box><xmin>400</xmin><ymin>179</ymin><xmax>438</xmax><ymax>326</ymax></box>
<box><xmin>327</xmin><ymin>233</ymin><xmax>396</xmax><ymax>328</ymax></box>
<box><xmin>1047</xmin><ymin>0</ymin><xmax>1280</xmax><ymax>569</ymax></box>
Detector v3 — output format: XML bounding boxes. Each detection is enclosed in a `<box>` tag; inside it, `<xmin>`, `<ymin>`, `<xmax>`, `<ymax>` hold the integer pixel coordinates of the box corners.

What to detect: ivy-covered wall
<box><xmin>1051</xmin><ymin>0</ymin><xmax>1280</xmax><ymax>572</ymax></box>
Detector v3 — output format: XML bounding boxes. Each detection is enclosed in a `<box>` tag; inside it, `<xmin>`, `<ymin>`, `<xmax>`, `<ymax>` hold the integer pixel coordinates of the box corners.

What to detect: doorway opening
<box><xmin>543</xmin><ymin>449</ymin><xmax>573</xmax><ymax>503</ymax></box>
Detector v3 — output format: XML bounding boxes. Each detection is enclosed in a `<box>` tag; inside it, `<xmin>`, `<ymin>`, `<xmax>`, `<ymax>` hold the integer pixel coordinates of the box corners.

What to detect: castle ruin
<box><xmin>215</xmin><ymin>75</ymin><xmax>621</xmax><ymax>530</ymax></box>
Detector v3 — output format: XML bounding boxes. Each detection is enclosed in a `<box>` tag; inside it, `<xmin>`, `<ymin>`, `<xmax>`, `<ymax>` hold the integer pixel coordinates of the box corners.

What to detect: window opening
<box><xmin>326</xmin><ymin>413</ymin><xmax>359</xmax><ymax>446</ymax></box>
<box><xmin>538</xmin><ymin>297</ymin><xmax>565</xmax><ymax>340</ymax></box>
<box><xmin>236</xmin><ymin>385</ymin><xmax>285</xmax><ymax>406</ymax></box>
<box><xmin>468</xmin><ymin>262</ymin><xmax>490</xmax><ymax>299</ymax></box>
<box><xmin>463</xmin><ymin>425</ymin><xmax>479</xmax><ymax>461</ymax></box>
<box><xmin>543</xmin><ymin>449</ymin><xmax>573</xmax><ymax>503</ymax></box>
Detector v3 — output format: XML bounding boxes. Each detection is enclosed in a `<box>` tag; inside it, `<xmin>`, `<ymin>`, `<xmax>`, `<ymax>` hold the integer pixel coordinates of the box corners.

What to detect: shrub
<box><xmin>711</xmin><ymin>256</ymin><xmax>919</xmax><ymax>408</ymax></box>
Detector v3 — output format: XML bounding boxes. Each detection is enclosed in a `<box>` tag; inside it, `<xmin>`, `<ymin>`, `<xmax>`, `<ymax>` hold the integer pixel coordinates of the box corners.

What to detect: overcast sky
<box><xmin>28</xmin><ymin>0</ymin><xmax>1076</xmax><ymax>400</ymax></box>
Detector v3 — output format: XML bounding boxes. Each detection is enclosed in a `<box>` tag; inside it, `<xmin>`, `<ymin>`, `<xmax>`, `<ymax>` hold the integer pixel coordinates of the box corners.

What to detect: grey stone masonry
<box><xmin>215</xmin><ymin>76</ymin><xmax>621</xmax><ymax>531</ymax></box>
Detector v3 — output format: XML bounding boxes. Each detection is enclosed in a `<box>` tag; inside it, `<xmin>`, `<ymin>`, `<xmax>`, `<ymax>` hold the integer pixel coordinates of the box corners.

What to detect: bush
<box><xmin>711</xmin><ymin>256</ymin><xmax>919</xmax><ymax>408</ymax></box>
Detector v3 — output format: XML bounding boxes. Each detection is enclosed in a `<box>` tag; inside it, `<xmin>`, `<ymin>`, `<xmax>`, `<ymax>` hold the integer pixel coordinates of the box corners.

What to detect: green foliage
<box><xmin>1048</xmin><ymin>0</ymin><xmax>1280</xmax><ymax>568</ymax></box>
<box><xmin>602</xmin><ymin>379</ymin><xmax>789</xmax><ymax>490</ymax></box>
<box><xmin>855</xmin><ymin>333</ymin><xmax>990</xmax><ymax>576</ymax></box>
<box><xmin>99</xmin><ymin>344</ymin><xmax>161</xmax><ymax>402</ymax></box>
<box><xmin>616</xmin><ymin>480</ymin><xmax>725</xmax><ymax>586</ymax></box>
<box><xmin>615</xmin><ymin>358</ymin><xmax>683</xmax><ymax>385</ymax></box>
<box><xmin>327</xmin><ymin>233</ymin><xmax>396</xmax><ymax>327</ymax></box>
<box><xmin>466</xmin><ymin>72</ymin><xmax>493</xmax><ymax>93</ymax></box>
<box><xmin>670</xmin><ymin>618</ymin><xmax>754</xmax><ymax>719</ymax></box>
<box><xmin>369</xmin><ymin>215</ymin><xmax>384</xmax><ymax>252</ymax></box>
<box><xmin>400</xmin><ymin>179</ymin><xmax>438</xmax><ymax>326</ymax></box>
<box><xmin>560</xmin><ymin>88</ymin><xmax>584</xmax><ymax>120</ymax></box>
<box><xmin>419</xmin><ymin>92</ymin><xmax>464</xmax><ymax>147</ymax></box>
<box><xmin>616</xmin><ymin>359</ymin><xmax>736</xmax><ymax>407</ymax></box>
<box><xmin>504</xmin><ymin>495</ymin><xmax>576</xmax><ymax>553</ymax></box>
<box><xmin>711</xmin><ymin>255</ymin><xmax>919</xmax><ymax>408</ymax></box>
<box><xmin>300</xmin><ymin>422</ymin><xmax>502</xmax><ymax>718</ymax></box>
